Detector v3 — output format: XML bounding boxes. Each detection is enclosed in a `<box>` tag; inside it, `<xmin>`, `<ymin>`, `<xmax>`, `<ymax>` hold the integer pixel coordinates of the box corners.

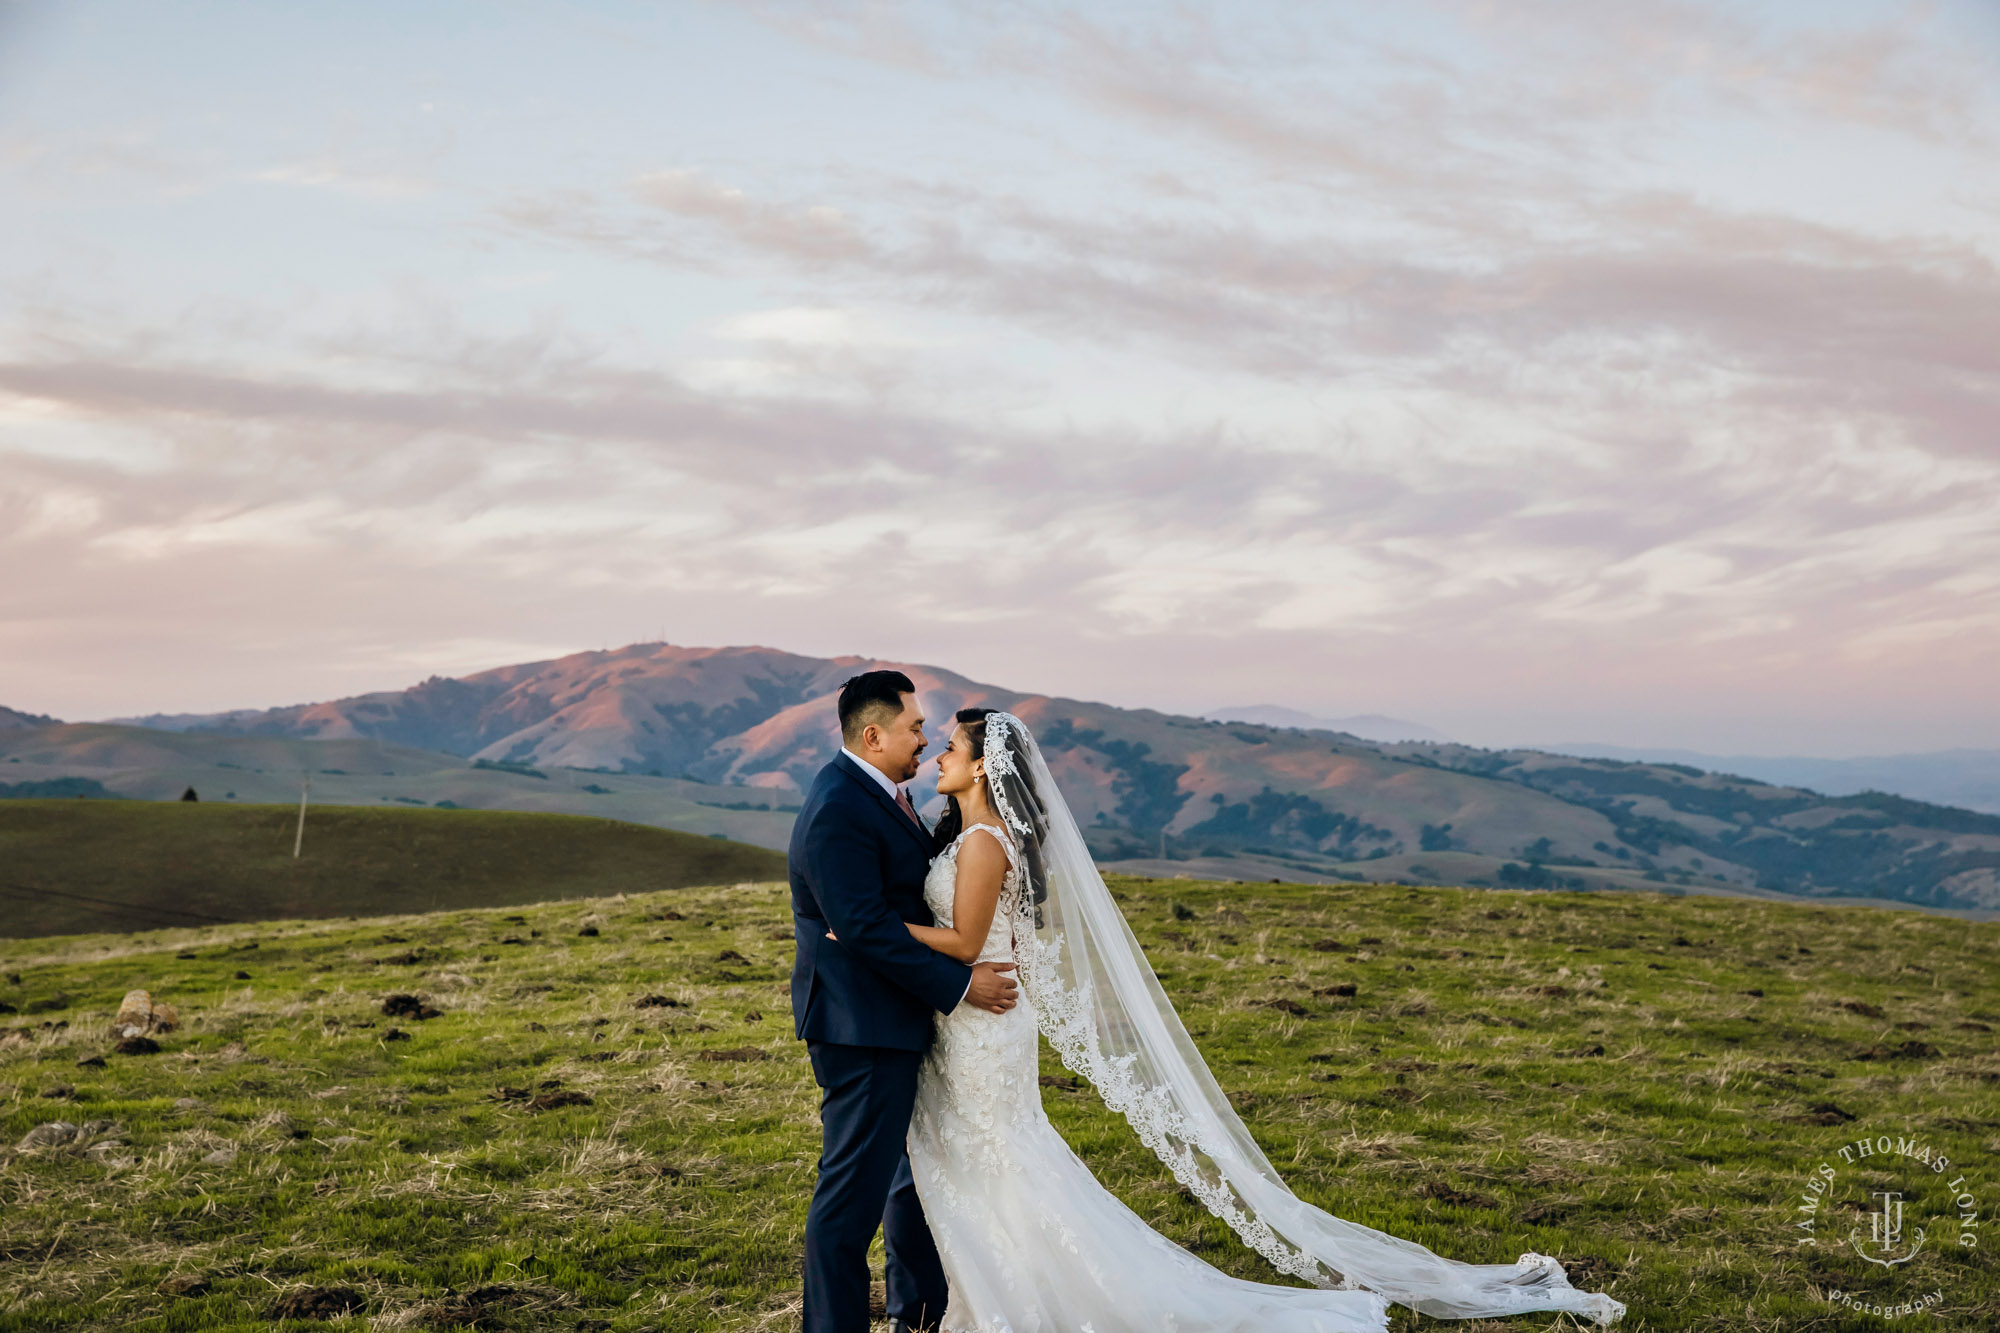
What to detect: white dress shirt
<box><xmin>840</xmin><ymin>746</ymin><xmax>907</xmax><ymax>804</ymax></box>
<box><xmin>839</xmin><ymin>747</ymin><xmax>973</xmax><ymax>1007</ymax></box>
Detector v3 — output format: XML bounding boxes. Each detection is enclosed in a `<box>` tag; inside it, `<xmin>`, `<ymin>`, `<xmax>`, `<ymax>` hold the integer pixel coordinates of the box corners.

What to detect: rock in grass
<box><xmin>111</xmin><ymin>988</ymin><xmax>178</xmax><ymax>1038</ymax></box>
<box><xmin>115</xmin><ymin>1035</ymin><xmax>162</xmax><ymax>1056</ymax></box>
<box><xmin>1854</xmin><ymin>1040</ymin><xmax>1940</xmax><ymax>1061</ymax></box>
<box><xmin>86</xmin><ymin>1141</ymin><xmax>136</xmax><ymax>1170</ymax></box>
<box><xmin>697</xmin><ymin>1047</ymin><xmax>767</xmax><ymax>1063</ymax></box>
<box><xmin>1257</xmin><ymin>997</ymin><xmax>1310</xmax><ymax>1016</ymax></box>
<box><xmin>1314</xmin><ymin>983</ymin><xmax>1359</xmax><ymax>998</ymax></box>
<box><xmin>157</xmin><ymin>1274</ymin><xmax>209</xmax><ymax>1298</ymax></box>
<box><xmin>527</xmin><ymin>1089</ymin><xmax>592</xmax><ymax>1111</ymax></box>
<box><xmin>268</xmin><ymin>1286</ymin><xmax>365</xmax><ymax>1320</ymax></box>
<box><xmin>75</xmin><ymin>1054</ymin><xmax>106</xmax><ymax>1068</ymax></box>
<box><xmin>634</xmin><ymin>994</ymin><xmax>683</xmax><ymax>1009</ymax></box>
<box><xmin>383</xmin><ymin>1027</ymin><xmax>411</xmax><ymax>1042</ymax></box>
<box><xmin>381</xmin><ymin>994</ymin><xmax>442</xmax><ymax>1020</ymax></box>
<box><xmin>578</xmin><ymin>924</ymin><xmax>600</xmax><ymax>937</ymax></box>
<box><xmin>202</xmin><ymin>1147</ymin><xmax>237</xmax><ymax>1165</ymax></box>
<box><xmin>17</xmin><ymin>1121</ymin><xmax>80</xmax><ymax>1150</ymax></box>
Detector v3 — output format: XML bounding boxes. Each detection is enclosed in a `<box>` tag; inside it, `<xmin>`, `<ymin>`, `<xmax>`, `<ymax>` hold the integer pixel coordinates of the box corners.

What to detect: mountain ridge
<box><xmin>1204</xmin><ymin>705</ymin><xmax>1450</xmax><ymax>744</ymax></box>
<box><xmin>17</xmin><ymin>641</ymin><xmax>2000</xmax><ymax>911</ymax></box>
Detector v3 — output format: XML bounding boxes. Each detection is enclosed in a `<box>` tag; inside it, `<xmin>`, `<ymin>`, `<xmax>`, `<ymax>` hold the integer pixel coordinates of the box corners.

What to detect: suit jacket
<box><xmin>789</xmin><ymin>754</ymin><xmax>974</xmax><ymax>1050</ymax></box>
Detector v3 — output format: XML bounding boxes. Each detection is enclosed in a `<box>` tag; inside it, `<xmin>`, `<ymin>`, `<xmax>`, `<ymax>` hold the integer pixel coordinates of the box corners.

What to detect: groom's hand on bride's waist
<box><xmin>964</xmin><ymin>962</ymin><xmax>1019</xmax><ymax>1014</ymax></box>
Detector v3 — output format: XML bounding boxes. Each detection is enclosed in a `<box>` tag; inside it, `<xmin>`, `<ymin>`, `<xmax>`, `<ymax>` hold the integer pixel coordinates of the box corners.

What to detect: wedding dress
<box><xmin>904</xmin><ymin>713</ymin><xmax>1626</xmax><ymax>1331</ymax></box>
<box><xmin>910</xmin><ymin>820</ymin><xmax>1392</xmax><ymax>1331</ymax></box>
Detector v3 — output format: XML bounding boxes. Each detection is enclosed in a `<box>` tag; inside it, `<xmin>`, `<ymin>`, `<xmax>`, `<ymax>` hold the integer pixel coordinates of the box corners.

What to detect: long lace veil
<box><xmin>978</xmin><ymin>711</ymin><xmax>1626</xmax><ymax>1326</ymax></box>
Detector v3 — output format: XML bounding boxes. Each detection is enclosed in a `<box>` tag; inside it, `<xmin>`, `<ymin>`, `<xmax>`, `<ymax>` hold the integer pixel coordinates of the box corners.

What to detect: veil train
<box><xmin>977</xmin><ymin>711</ymin><xmax>1626</xmax><ymax>1326</ymax></box>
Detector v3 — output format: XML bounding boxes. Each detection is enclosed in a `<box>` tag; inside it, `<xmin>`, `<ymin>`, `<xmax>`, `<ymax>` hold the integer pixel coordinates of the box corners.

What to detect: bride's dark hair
<box><xmin>931</xmin><ymin>707</ymin><xmax>1049</xmax><ymax>921</ymax></box>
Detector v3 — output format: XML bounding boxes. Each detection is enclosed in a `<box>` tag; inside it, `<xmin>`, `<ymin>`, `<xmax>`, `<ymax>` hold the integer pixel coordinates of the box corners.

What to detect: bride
<box><xmin>883</xmin><ymin>708</ymin><xmax>1625</xmax><ymax>1331</ymax></box>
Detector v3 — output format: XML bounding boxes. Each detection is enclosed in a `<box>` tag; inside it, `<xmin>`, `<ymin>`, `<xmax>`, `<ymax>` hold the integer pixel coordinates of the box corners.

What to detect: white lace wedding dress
<box><xmin>907</xmin><ymin>823</ymin><xmax>1394</xmax><ymax>1333</ymax></box>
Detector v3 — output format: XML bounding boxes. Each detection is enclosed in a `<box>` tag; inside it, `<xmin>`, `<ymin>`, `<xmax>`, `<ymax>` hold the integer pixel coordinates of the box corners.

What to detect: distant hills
<box><xmin>0</xmin><ymin>720</ymin><xmax>801</xmax><ymax>850</ymax></box>
<box><xmin>0</xmin><ymin>705</ymin><xmax>58</xmax><ymax>733</ymax></box>
<box><xmin>1203</xmin><ymin>705</ymin><xmax>1450</xmax><ymax>744</ymax></box>
<box><xmin>1548</xmin><ymin>743</ymin><xmax>2000</xmax><ymax>818</ymax></box>
<box><xmin>10</xmin><ymin>641</ymin><xmax>2000</xmax><ymax>912</ymax></box>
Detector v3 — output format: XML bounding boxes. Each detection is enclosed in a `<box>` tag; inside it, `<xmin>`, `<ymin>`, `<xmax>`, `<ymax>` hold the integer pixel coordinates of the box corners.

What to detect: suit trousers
<box><xmin>803</xmin><ymin>1041</ymin><xmax>948</xmax><ymax>1333</ymax></box>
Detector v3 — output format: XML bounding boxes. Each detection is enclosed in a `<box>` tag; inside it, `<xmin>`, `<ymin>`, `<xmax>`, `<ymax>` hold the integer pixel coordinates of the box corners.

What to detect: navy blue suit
<box><xmin>791</xmin><ymin>754</ymin><xmax>973</xmax><ymax>1333</ymax></box>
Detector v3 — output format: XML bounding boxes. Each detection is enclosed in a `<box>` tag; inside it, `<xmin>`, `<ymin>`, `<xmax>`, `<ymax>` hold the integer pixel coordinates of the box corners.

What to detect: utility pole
<box><xmin>293</xmin><ymin>776</ymin><xmax>312</xmax><ymax>859</ymax></box>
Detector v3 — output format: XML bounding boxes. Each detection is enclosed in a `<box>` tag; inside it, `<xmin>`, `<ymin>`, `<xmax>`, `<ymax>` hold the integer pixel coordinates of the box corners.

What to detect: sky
<box><xmin>3</xmin><ymin>0</ymin><xmax>1998</xmax><ymax>756</ymax></box>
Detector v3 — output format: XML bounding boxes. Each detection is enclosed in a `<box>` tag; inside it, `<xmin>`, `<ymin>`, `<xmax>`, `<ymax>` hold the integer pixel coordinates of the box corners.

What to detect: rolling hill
<box><xmin>0</xmin><ymin>801</ymin><xmax>785</xmax><ymax>939</ymax></box>
<box><xmin>14</xmin><ymin>640</ymin><xmax>2000</xmax><ymax>912</ymax></box>
<box><xmin>3</xmin><ymin>876</ymin><xmax>1997</xmax><ymax>1329</ymax></box>
<box><xmin>0</xmin><ymin>722</ymin><xmax>801</xmax><ymax>850</ymax></box>
<box><xmin>1549</xmin><ymin>743</ymin><xmax>2000</xmax><ymax>817</ymax></box>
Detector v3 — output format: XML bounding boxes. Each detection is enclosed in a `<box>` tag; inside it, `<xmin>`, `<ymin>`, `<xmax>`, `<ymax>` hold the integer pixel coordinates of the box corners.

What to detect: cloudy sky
<box><xmin>4</xmin><ymin>1</ymin><xmax>1997</xmax><ymax>754</ymax></box>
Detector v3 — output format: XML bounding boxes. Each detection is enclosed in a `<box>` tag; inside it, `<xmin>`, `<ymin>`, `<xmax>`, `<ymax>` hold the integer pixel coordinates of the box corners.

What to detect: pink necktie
<box><xmin>895</xmin><ymin>786</ymin><xmax>921</xmax><ymax>828</ymax></box>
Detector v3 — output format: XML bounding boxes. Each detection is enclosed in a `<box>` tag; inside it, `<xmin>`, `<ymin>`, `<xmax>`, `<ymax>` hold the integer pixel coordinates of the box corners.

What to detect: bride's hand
<box><xmin>826</xmin><ymin>930</ymin><xmax>837</xmax><ymax>941</ymax></box>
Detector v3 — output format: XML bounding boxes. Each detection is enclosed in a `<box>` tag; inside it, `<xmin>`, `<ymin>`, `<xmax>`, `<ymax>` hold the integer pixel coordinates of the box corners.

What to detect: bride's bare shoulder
<box><xmin>954</xmin><ymin>825</ymin><xmax>1012</xmax><ymax>876</ymax></box>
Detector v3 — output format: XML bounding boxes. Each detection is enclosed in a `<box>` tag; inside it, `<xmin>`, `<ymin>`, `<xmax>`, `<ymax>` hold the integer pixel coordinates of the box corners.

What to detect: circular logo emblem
<box><xmin>1788</xmin><ymin>1128</ymin><xmax>1983</xmax><ymax>1319</ymax></box>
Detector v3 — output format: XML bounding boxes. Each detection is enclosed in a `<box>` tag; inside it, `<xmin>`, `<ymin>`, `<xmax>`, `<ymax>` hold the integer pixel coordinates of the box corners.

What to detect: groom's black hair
<box><xmin>837</xmin><ymin>669</ymin><xmax>917</xmax><ymax>744</ymax></box>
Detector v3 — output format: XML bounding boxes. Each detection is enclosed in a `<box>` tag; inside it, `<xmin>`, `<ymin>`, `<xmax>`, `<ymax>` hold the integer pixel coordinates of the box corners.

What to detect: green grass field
<box><xmin>2</xmin><ymin>877</ymin><xmax>1996</xmax><ymax>1331</ymax></box>
<box><xmin>0</xmin><ymin>801</ymin><xmax>786</xmax><ymax>938</ymax></box>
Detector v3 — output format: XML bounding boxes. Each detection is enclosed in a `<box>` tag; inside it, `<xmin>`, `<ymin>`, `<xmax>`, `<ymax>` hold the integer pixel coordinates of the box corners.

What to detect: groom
<box><xmin>790</xmin><ymin>670</ymin><xmax>1019</xmax><ymax>1333</ymax></box>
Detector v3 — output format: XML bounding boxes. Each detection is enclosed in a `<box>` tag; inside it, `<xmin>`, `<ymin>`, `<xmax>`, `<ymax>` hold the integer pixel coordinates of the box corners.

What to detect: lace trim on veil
<box><xmin>983</xmin><ymin>722</ymin><xmax>1332</xmax><ymax>1287</ymax></box>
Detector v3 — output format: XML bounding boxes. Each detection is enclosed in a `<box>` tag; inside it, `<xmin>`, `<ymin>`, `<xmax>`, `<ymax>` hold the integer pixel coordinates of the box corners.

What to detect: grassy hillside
<box><xmin>2</xmin><ymin>879</ymin><xmax>1995</xmax><ymax>1330</ymax></box>
<box><xmin>0</xmin><ymin>723</ymin><xmax>800</xmax><ymax>851</ymax></box>
<box><xmin>0</xmin><ymin>802</ymin><xmax>785</xmax><ymax>939</ymax></box>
